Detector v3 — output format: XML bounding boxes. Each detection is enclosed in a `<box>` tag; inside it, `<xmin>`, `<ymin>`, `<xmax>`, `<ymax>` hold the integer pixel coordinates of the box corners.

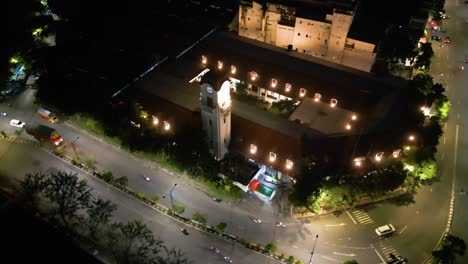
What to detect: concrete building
<box><xmin>237</xmin><ymin>0</ymin><xmax>377</xmax><ymax>72</ymax></box>
<box><xmin>132</xmin><ymin>31</ymin><xmax>405</xmax><ymax>180</ymax></box>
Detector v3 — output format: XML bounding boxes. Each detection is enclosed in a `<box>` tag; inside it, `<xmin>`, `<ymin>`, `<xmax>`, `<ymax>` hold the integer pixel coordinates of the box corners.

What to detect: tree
<box><xmin>17</xmin><ymin>171</ymin><xmax>48</xmax><ymax>210</ymax></box>
<box><xmin>432</xmin><ymin>234</ymin><xmax>466</xmax><ymax>263</ymax></box>
<box><xmin>192</xmin><ymin>212</ymin><xmax>207</xmax><ymax>224</ymax></box>
<box><xmin>85</xmin><ymin>196</ymin><xmax>117</xmax><ymax>240</ymax></box>
<box><xmin>289</xmin><ymin>157</ymin><xmax>327</xmax><ymax>206</ymax></box>
<box><xmin>108</xmin><ymin>220</ymin><xmax>163</xmax><ymax>264</ymax></box>
<box><xmin>414</xmin><ymin>42</ymin><xmax>434</xmax><ymax>71</ymax></box>
<box><xmin>344</xmin><ymin>260</ymin><xmax>359</xmax><ymax>264</ymax></box>
<box><xmin>215</xmin><ymin>222</ymin><xmax>227</xmax><ymax>233</ymax></box>
<box><xmin>154</xmin><ymin>248</ymin><xmax>192</xmax><ymax>264</ymax></box>
<box><xmin>43</xmin><ymin>171</ymin><xmax>92</xmax><ymax>227</ymax></box>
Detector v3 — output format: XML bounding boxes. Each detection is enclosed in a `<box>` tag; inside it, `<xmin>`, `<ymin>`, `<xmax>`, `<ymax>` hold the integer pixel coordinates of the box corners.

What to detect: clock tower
<box><xmin>200</xmin><ymin>72</ymin><xmax>232</xmax><ymax>160</ymax></box>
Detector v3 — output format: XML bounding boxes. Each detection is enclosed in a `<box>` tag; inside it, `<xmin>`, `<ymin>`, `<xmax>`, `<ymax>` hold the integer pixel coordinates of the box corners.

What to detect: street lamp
<box><xmin>308</xmin><ymin>234</ymin><xmax>319</xmax><ymax>264</ymax></box>
<box><xmin>163</xmin><ymin>183</ymin><xmax>178</xmax><ymax>208</ymax></box>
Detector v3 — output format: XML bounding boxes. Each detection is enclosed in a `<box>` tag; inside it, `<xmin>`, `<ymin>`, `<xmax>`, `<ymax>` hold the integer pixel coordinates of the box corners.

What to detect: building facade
<box><xmin>238</xmin><ymin>0</ymin><xmax>377</xmax><ymax>72</ymax></box>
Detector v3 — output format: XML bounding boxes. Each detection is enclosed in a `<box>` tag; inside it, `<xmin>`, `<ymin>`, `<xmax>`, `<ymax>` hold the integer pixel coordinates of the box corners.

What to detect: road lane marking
<box><xmin>444</xmin><ymin>122</ymin><xmax>447</xmax><ymax>129</ymax></box>
<box><xmin>444</xmin><ymin>137</ymin><xmax>446</xmax><ymax>144</ymax></box>
<box><xmin>399</xmin><ymin>225</ymin><xmax>407</xmax><ymax>234</ymax></box>
<box><xmin>333</xmin><ymin>252</ymin><xmax>356</xmax><ymax>257</ymax></box>
<box><xmin>458</xmin><ymin>113</ymin><xmax>460</xmax><ymax>120</ymax></box>
<box><xmin>345</xmin><ymin>210</ymin><xmax>357</xmax><ymax>224</ymax></box>
<box><xmin>321</xmin><ymin>256</ymin><xmax>341</xmax><ymax>262</ymax></box>
<box><xmin>325</xmin><ymin>223</ymin><xmax>346</xmax><ymax>227</ymax></box>
<box><xmin>372</xmin><ymin>244</ymin><xmax>386</xmax><ymax>263</ymax></box>
<box><xmin>293</xmin><ymin>245</ymin><xmax>298</xmax><ymax>249</ymax></box>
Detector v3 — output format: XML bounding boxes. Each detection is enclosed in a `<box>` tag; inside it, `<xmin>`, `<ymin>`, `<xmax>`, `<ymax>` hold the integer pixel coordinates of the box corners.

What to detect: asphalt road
<box><xmin>2</xmin><ymin>9</ymin><xmax>467</xmax><ymax>261</ymax></box>
<box><xmin>0</xmin><ymin>140</ymin><xmax>287</xmax><ymax>264</ymax></box>
<box><xmin>435</xmin><ymin>1</ymin><xmax>468</xmax><ymax>263</ymax></box>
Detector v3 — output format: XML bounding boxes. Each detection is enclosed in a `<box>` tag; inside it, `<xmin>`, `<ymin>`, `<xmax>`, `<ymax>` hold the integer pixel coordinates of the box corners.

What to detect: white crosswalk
<box><xmin>378</xmin><ymin>242</ymin><xmax>400</xmax><ymax>261</ymax></box>
<box><xmin>352</xmin><ymin>209</ymin><xmax>374</xmax><ymax>224</ymax></box>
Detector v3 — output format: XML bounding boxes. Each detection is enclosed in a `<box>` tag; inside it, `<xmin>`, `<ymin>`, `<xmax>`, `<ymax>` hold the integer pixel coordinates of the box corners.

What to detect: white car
<box><xmin>375</xmin><ymin>224</ymin><xmax>396</xmax><ymax>236</ymax></box>
<box><xmin>10</xmin><ymin>119</ymin><xmax>26</xmax><ymax>128</ymax></box>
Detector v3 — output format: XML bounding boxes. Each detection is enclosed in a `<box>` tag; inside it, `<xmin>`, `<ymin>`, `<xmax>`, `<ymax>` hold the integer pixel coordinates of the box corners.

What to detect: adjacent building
<box><xmin>237</xmin><ymin>0</ymin><xmax>377</xmax><ymax>72</ymax></box>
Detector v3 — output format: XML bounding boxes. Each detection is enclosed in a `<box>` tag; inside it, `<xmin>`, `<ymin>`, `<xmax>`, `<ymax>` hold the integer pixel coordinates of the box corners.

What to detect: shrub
<box><xmin>288</xmin><ymin>256</ymin><xmax>295</xmax><ymax>264</ymax></box>
<box><xmin>100</xmin><ymin>171</ymin><xmax>115</xmax><ymax>183</ymax></box>
<box><xmin>114</xmin><ymin>176</ymin><xmax>128</xmax><ymax>187</ymax></box>
<box><xmin>192</xmin><ymin>212</ymin><xmax>207</xmax><ymax>224</ymax></box>
<box><xmin>215</xmin><ymin>222</ymin><xmax>227</xmax><ymax>233</ymax></box>
<box><xmin>265</xmin><ymin>243</ymin><xmax>277</xmax><ymax>253</ymax></box>
<box><xmin>172</xmin><ymin>204</ymin><xmax>185</xmax><ymax>215</ymax></box>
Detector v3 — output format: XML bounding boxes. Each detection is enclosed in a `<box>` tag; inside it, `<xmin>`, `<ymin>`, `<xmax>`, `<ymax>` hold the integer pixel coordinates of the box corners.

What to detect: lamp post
<box><xmin>71</xmin><ymin>136</ymin><xmax>80</xmax><ymax>159</ymax></box>
<box><xmin>163</xmin><ymin>183</ymin><xmax>178</xmax><ymax>208</ymax></box>
<box><xmin>308</xmin><ymin>234</ymin><xmax>319</xmax><ymax>264</ymax></box>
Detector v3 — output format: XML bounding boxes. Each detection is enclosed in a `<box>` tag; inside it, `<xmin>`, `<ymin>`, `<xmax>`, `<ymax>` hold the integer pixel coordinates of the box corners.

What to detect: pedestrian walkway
<box><xmin>352</xmin><ymin>209</ymin><xmax>374</xmax><ymax>224</ymax></box>
<box><xmin>377</xmin><ymin>241</ymin><xmax>400</xmax><ymax>261</ymax></box>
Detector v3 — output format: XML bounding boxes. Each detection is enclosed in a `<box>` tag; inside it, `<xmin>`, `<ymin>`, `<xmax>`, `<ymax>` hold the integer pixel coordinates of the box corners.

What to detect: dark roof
<box><xmin>196</xmin><ymin>31</ymin><xmax>404</xmax><ymax>119</ymax></box>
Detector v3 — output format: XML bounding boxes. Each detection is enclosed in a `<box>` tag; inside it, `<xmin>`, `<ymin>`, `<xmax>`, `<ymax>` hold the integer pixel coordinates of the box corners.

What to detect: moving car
<box><xmin>10</xmin><ymin>119</ymin><xmax>26</xmax><ymax>128</ymax></box>
<box><xmin>375</xmin><ymin>224</ymin><xmax>396</xmax><ymax>236</ymax></box>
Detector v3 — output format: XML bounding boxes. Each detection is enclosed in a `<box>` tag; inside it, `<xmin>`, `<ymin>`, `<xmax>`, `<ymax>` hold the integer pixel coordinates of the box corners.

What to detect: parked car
<box><xmin>444</xmin><ymin>37</ymin><xmax>452</xmax><ymax>44</ymax></box>
<box><xmin>431</xmin><ymin>36</ymin><xmax>442</xmax><ymax>42</ymax></box>
<box><xmin>10</xmin><ymin>119</ymin><xmax>26</xmax><ymax>128</ymax></box>
<box><xmin>375</xmin><ymin>224</ymin><xmax>396</xmax><ymax>236</ymax></box>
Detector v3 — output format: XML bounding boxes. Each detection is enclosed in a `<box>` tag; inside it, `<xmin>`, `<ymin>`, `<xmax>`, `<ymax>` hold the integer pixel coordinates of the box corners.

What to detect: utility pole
<box><xmin>163</xmin><ymin>183</ymin><xmax>178</xmax><ymax>208</ymax></box>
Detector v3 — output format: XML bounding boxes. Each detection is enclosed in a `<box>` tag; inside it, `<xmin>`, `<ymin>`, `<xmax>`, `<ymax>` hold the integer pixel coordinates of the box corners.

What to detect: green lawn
<box><xmin>71</xmin><ymin>114</ymin><xmax>122</xmax><ymax>145</ymax></box>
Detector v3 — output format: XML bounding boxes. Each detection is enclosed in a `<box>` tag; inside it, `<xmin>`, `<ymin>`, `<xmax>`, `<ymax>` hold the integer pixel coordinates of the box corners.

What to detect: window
<box><xmin>299</xmin><ymin>20</ymin><xmax>302</xmax><ymax>24</ymax></box>
<box><xmin>248</xmin><ymin>17</ymin><xmax>250</xmax><ymax>21</ymax></box>
<box><xmin>303</xmin><ymin>50</ymin><xmax>306</xmax><ymax>53</ymax></box>
<box><xmin>207</xmin><ymin>97</ymin><xmax>213</xmax><ymax>108</ymax></box>
<box><xmin>297</xmin><ymin>33</ymin><xmax>300</xmax><ymax>36</ymax></box>
<box><xmin>324</xmin><ymin>39</ymin><xmax>327</xmax><ymax>44</ymax></box>
<box><xmin>223</xmin><ymin>117</ymin><xmax>226</xmax><ymax>123</ymax></box>
<box><xmin>224</xmin><ymin>138</ymin><xmax>226</xmax><ymax>144</ymax></box>
<box><xmin>306</xmin><ymin>34</ymin><xmax>308</xmax><ymax>38</ymax></box>
<box><xmin>209</xmin><ymin>120</ymin><xmax>212</xmax><ymax>126</ymax></box>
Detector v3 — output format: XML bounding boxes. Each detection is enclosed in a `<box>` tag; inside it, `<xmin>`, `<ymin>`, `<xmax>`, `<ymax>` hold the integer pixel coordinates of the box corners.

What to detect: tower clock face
<box><xmin>207</xmin><ymin>87</ymin><xmax>213</xmax><ymax>94</ymax></box>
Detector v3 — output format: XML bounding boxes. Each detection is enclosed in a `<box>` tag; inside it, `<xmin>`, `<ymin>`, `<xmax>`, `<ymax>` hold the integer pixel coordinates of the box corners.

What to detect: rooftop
<box><xmin>289</xmin><ymin>97</ymin><xmax>357</xmax><ymax>135</ymax></box>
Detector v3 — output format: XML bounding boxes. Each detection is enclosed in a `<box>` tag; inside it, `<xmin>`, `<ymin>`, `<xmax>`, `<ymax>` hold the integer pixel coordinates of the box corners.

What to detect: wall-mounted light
<box><xmin>271</xmin><ymin>79</ymin><xmax>277</xmax><ymax>88</ymax></box>
<box><xmin>375</xmin><ymin>152</ymin><xmax>384</xmax><ymax>162</ymax></box>
<box><xmin>330</xmin><ymin>98</ymin><xmax>338</xmax><ymax>107</ymax></box>
<box><xmin>351</xmin><ymin>114</ymin><xmax>357</xmax><ymax>121</ymax></box>
<box><xmin>299</xmin><ymin>88</ymin><xmax>307</xmax><ymax>97</ymax></box>
<box><xmin>152</xmin><ymin>116</ymin><xmax>159</xmax><ymax>126</ymax></box>
<box><xmin>285</xmin><ymin>159</ymin><xmax>293</xmax><ymax>170</ymax></box>
<box><xmin>314</xmin><ymin>93</ymin><xmax>321</xmax><ymax>102</ymax></box>
<box><xmin>269</xmin><ymin>152</ymin><xmax>276</xmax><ymax>162</ymax></box>
<box><xmin>346</xmin><ymin>124</ymin><xmax>351</xmax><ymax>130</ymax></box>
<box><xmin>201</xmin><ymin>55</ymin><xmax>207</xmax><ymax>65</ymax></box>
<box><xmin>250</xmin><ymin>71</ymin><xmax>259</xmax><ymax>81</ymax></box>
<box><xmin>392</xmin><ymin>149</ymin><xmax>401</xmax><ymax>158</ymax></box>
<box><xmin>163</xmin><ymin>121</ymin><xmax>170</xmax><ymax>131</ymax></box>
<box><xmin>250</xmin><ymin>144</ymin><xmax>257</xmax><ymax>154</ymax></box>
<box><xmin>231</xmin><ymin>65</ymin><xmax>236</xmax><ymax>74</ymax></box>
<box><xmin>217</xmin><ymin>60</ymin><xmax>223</xmax><ymax>70</ymax></box>
<box><xmin>285</xmin><ymin>83</ymin><xmax>291</xmax><ymax>92</ymax></box>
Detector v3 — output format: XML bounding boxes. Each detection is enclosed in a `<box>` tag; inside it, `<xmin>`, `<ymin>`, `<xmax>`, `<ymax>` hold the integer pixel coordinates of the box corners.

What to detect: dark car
<box><xmin>431</xmin><ymin>36</ymin><xmax>442</xmax><ymax>42</ymax></box>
